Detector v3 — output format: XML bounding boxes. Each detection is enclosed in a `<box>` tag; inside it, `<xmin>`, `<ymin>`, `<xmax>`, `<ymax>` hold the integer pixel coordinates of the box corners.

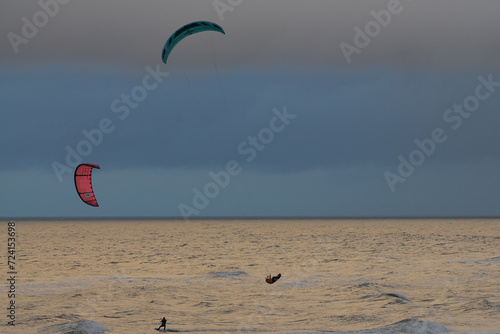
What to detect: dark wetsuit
<box><xmin>158</xmin><ymin>317</ymin><xmax>167</xmax><ymax>330</ymax></box>
<box><xmin>266</xmin><ymin>273</ymin><xmax>281</xmax><ymax>284</ymax></box>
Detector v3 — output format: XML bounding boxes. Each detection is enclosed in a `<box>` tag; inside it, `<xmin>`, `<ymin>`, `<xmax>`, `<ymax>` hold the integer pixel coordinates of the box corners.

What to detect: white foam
<box><xmin>39</xmin><ymin>319</ymin><xmax>109</xmax><ymax>333</ymax></box>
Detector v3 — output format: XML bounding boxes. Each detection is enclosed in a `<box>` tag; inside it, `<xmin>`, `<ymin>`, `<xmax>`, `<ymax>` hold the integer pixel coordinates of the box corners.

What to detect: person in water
<box><xmin>266</xmin><ymin>273</ymin><xmax>281</xmax><ymax>284</ymax></box>
<box><xmin>157</xmin><ymin>317</ymin><xmax>167</xmax><ymax>330</ymax></box>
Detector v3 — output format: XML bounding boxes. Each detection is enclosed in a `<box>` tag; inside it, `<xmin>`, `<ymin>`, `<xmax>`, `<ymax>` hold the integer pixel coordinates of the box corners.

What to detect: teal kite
<box><xmin>161</xmin><ymin>21</ymin><xmax>225</xmax><ymax>64</ymax></box>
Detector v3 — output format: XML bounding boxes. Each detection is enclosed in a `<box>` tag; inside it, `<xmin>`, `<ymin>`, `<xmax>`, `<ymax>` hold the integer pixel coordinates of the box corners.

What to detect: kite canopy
<box><xmin>161</xmin><ymin>21</ymin><xmax>225</xmax><ymax>64</ymax></box>
<box><xmin>74</xmin><ymin>163</ymin><xmax>100</xmax><ymax>207</ymax></box>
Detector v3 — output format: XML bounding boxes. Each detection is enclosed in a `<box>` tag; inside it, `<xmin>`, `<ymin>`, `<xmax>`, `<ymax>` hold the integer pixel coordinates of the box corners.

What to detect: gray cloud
<box><xmin>3</xmin><ymin>66</ymin><xmax>499</xmax><ymax>176</ymax></box>
<box><xmin>2</xmin><ymin>0</ymin><xmax>500</xmax><ymax>69</ymax></box>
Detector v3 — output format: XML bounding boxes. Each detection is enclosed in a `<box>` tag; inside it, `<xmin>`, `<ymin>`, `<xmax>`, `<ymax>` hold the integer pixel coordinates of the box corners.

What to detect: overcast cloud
<box><xmin>1</xmin><ymin>1</ymin><xmax>499</xmax><ymax>217</ymax></box>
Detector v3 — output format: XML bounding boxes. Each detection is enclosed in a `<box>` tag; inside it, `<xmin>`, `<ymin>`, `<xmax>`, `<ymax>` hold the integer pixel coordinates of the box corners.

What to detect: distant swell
<box><xmin>209</xmin><ymin>270</ymin><xmax>250</xmax><ymax>278</ymax></box>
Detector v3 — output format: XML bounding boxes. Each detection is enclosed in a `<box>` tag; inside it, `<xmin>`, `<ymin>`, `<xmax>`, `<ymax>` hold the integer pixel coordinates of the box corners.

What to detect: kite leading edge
<box><xmin>161</xmin><ymin>21</ymin><xmax>225</xmax><ymax>64</ymax></box>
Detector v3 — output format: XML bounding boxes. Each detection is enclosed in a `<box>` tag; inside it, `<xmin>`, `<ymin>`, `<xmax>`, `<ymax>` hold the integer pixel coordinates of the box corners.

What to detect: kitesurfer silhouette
<box><xmin>265</xmin><ymin>273</ymin><xmax>281</xmax><ymax>284</ymax></box>
<box><xmin>157</xmin><ymin>317</ymin><xmax>167</xmax><ymax>330</ymax></box>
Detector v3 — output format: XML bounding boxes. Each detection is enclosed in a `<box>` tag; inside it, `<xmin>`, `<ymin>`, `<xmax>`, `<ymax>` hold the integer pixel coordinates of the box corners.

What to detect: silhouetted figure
<box><xmin>265</xmin><ymin>273</ymin><xmax>281</xmax><ymax>284</ymax></box>
<box><xmin>157</xmin><ymin>317</ymin><xmax>167</xmax><ymax>331</ymax></box>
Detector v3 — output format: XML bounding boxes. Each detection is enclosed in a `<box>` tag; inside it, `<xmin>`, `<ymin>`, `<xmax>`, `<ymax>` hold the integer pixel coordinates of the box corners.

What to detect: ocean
<box><xmin>1</xmin><ymin>219</ymin><xmax>499</xmax><ymax>334</ymax></box>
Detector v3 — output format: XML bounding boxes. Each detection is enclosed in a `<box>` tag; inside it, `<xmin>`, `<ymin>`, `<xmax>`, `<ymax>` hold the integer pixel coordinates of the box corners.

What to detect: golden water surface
<box><xmin>1</xmin><ymin>219</ymin><xmax>499</xmax><ymax>333</ymax></box>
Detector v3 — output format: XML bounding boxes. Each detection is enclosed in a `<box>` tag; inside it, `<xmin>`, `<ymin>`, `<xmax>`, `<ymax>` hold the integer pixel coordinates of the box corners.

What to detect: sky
<box><xmin>1</xmin><ymin>0</ymin><xmax>500</xmax><ymax>218</ymax></box>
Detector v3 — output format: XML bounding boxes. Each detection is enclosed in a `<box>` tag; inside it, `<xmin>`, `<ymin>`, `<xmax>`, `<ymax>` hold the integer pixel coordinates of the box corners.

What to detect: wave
<box><xmin>458</xmin><ymin>298</ymin><xmax>499</xmax><ymax>313</ymax></box>
<box><xmin>378</xmin><ymin>292</ymin><xmax>411</xmax><ymax>301</ymax></box>
<box><xmin>39</xmin><ymin>319</ymin><xmax>109</xmax><ymax>333</ymax></box>
<box><xmin>456</xmin><ymin>256</ymin><xmax>500</xmax><ymax>264</ymax></box>
<box><xmin>279</xmin><ymin>318</ymin><xmax>451</xmax><ymax>333</ymax></box>
<box><xmin>193</xmin><ymin>301</ymin><xmax>213</xmax><ymax>307</ymax></box>
<box><xmin>208</xmin><ymin>270</ymin><xmax>250</xmax><ymax>278</ymax></box>
<box><xmin>359</xmin><ymin>318</ymin><xmax>451</xmax><ymax>333</ymax></box>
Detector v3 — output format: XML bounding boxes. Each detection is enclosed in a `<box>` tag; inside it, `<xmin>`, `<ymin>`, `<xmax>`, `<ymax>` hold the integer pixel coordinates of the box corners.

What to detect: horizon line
<box><xmin>2</xmin><ymin>215</ymin><xmax>500</xmax><ymax>221</ymax></box>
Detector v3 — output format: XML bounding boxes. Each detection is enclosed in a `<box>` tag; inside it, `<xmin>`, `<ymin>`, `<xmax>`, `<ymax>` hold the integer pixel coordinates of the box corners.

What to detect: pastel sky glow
<box><xmin>2</xmin><ymin>0</ymin><xmax>500</xmax><ymax>218</ymax></box>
